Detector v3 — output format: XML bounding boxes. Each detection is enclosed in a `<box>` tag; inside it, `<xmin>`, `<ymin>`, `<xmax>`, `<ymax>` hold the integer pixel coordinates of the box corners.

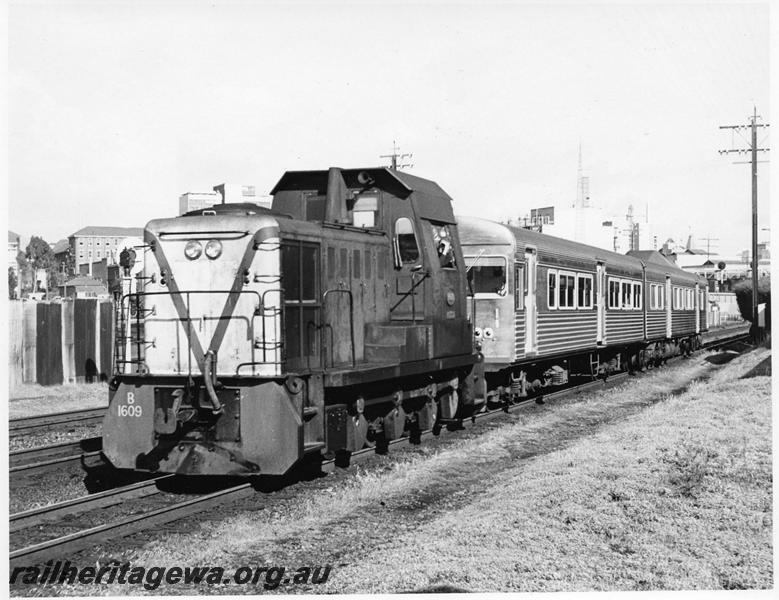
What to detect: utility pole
<box><xmin>380</xmin><ymin>140</ymin><xmax>413</xmax><ymax>171</ymax></box>
<box><xmin>719</xmin><ymin>107</ymin><xmax>770</xmax><ymax>337</ymax></box>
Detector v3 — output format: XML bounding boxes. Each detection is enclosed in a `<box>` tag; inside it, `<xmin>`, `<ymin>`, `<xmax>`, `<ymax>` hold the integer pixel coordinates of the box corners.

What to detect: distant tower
<box><xmin>574</xmin><ymin>144</ymin><xmax>591</xmax><ymax>243</ymax></box>
<box><xmin>576</xmin><ymin>144</ymin><xmax>591</xmax><ymax>209</ymax></box>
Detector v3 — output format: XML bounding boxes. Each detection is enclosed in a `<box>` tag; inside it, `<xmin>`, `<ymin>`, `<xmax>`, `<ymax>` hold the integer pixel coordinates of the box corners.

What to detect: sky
<box><xmin>6</xmin><ymin>0</ymin><xmax>772</xmax><ymax>257</ymax></box>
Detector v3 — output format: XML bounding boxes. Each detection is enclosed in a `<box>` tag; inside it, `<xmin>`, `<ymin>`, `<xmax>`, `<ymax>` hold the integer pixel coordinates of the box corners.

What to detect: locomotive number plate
<box><xmin>118</xmin><ymin>392</ymin><xmax>143</xmax><ymax>417</ymax></box>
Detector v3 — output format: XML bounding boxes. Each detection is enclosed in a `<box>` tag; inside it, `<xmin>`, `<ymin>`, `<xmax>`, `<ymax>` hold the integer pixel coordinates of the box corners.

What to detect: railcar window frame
<box><xmin>514</xmin><ymin>263</ymin><xmax>524</xmax><ymax>310</ymax></box>
<box><xmin>557</xmin><ymin>270</ymin><xmax>576</xmax><ymax>310</ymax></box>
<box><xmin>632</xmin><ymin>282</ymin><xmax>642</xmax><ymax>309</ymax></box>
<box><xmin>577</xmin><ymin>273</ymin><xmax>593</xmax><ymax>309</ymax></box>
<box><xmin>465</xmin><ymin>255</ymin><xmax>508</xmax><ymax>297</ymax></box>
<box><xmin>548</xmin><ymin>270</ymin><xmax>558</xmax><ymax>309</ymax></box>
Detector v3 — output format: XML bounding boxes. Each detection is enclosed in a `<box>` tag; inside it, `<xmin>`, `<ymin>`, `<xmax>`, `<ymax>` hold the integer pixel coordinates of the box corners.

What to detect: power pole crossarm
<box><xmin>718</xmin><ymin>107</ymin><xmax>770</xmax><ymax>339</ymax></box>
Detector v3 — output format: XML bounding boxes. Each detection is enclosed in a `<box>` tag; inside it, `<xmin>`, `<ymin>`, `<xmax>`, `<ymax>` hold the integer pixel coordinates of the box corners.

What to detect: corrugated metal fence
<box><xmin>8</xmin><ymin>299</ymin><xmax>114</xmax><ymax>386</ymax></box>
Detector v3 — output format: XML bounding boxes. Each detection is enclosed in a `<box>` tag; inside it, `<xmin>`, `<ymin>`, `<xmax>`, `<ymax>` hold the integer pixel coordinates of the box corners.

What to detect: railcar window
<box><xmin>558</xmin><ymin>272</ymin><xmax>575</xmax><ymax>308</ymax></box>
<box><xmin>515</xmin><ymin>264</ymin><xmax>524</xmax><ymax>310</ymax></box>
<box><xmin>577</xmin><ymin>274</ymin><xmax>593</xmax><ymax>308</ymax></box>
<box><xmin>364</xmin><ymin>249</ymin><xmax>372</xmax><ymax>279</ymax></box>
<box><xmin>466</xmin><ymin>257</ymin><xmax>507</xmax><ymax>295</ymax></box>
<box><xmin>609</xmin><ymin>279</ymin><xmax>620</xmax><ymax>309</ymax></box>
<box><xmin>632</xmin><ymin>282</ymin><xmax>642</xmax><ymax>309</ymax></box>
<box><xmin>394</xmin><ymin>217</ymin><xmax>419</xmax><ymax>265</ymax></box>
<box><xmin>430</xmin><ymin>223</ymin><xmax>457</xmax><ymax>269</ymax></box>
<box><xmin>548</xmin><ymin>271</ymin><xmax>558</xmax><ymax>309</ymax></box>
<box><xmin>621</xmin><ymin>281</ymin><xmax>632</xmax><ymax>309</ymax></box>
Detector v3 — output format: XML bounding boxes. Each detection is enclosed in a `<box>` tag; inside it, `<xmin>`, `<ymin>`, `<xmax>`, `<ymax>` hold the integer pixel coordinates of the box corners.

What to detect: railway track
<box><xmin>10</xmin><ymin>437</ymin><xmax>103</xmax><ymax>473</ymax></box>
<box><xmin>8</xmin><ymin>326</ymin><xmax>752</xmax><ymax>569</ymax></box>
<box><xmin>9</xmin><ymin>407</ymin><xmax>105</xmax><ymax>436</ymax></box>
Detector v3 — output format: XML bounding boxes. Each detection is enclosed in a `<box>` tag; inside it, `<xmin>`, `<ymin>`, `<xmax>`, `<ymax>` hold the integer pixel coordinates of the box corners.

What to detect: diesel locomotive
<box><xmin>105</xmin><ymin>168</ymin><xmax>480</xmax><ymax>476</ymax></box>
<box><xmin>104</xmin><ymin>166</ymin><xmax>707</xmax><ymax>477</ymax></box>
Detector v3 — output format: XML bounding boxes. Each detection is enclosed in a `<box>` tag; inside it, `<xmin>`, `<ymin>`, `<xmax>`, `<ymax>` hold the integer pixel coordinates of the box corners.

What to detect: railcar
<box><xmin>459</xmin><ymin>217</ymin><xmax>707</xmax><ymax>401</ymax></box>
<box><xmin>103</xmin><ymin>168</ymin><xmax>482</xmax><ymax>476</ymax></box>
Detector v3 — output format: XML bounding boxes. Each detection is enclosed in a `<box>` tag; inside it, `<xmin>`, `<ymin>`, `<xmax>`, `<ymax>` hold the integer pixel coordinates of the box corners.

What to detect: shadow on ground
<box><xmin>741</xmin><ymin>356</ymin><xmax>771</xmax><ymax>379</ymax></box>
<box><xmin>704</xmin><ymin>351</ymin><xmax>740</xmax><ymax>365</ymax></box>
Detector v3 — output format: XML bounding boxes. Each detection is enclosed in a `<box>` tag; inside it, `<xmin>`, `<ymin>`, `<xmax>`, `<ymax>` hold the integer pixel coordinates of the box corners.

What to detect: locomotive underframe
<box><xmin>103</xmin><ymin>351</ymin><xmax>484</xmax><ymax>476</ymax></box>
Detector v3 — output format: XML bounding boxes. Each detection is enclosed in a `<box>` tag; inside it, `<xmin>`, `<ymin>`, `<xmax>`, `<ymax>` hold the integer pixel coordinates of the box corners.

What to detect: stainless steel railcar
<box><xmin>459</xmin><ymin>217</ymin><xmax>707</xmax><ymax>400</ymax></box>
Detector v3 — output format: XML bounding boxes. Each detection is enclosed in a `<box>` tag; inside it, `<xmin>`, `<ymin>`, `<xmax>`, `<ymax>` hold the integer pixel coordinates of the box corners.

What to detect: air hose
<box><xmin>203</xmin><ymin>350</ymin><xmax>224</xmax><ymax>414</ymax></box>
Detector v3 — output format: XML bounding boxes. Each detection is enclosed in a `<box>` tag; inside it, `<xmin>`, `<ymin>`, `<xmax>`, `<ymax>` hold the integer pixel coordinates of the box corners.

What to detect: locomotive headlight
<box><xmin>184</xmin><ymin>240</ymin><xmax>202</xmax><ymax>260</ymax></box>
<box><xmin>204</xmin><ymin>239</ymin><xmax>223</xmax><ymax>260</ymax></box>
<box><xmin>484</xmin><ymin>327</ymin><xmax>495</xmax><ymax>339</ymax></box>
<box><xmin>474</xmin><ymin>327</ymin><xmax>483</xmax><ymax>338</ymax></box>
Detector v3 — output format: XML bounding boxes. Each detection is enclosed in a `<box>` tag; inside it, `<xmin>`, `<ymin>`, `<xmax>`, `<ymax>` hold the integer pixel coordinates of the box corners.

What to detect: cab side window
<box><xmin>393</xmin><ymin>217</ymin><xmax>419</xmax><ymax>267</ymax></box>
<box><xmin>430</xmin><ymin>223</ymin><xmax>456</xmax><ymax>269</ymax></box>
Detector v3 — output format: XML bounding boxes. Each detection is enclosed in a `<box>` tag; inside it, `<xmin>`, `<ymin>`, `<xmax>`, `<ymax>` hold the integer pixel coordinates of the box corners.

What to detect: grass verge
<box><xmin>21</xmin><ymin>348</ymin><xmax>771</xmax><ymax>595</ymax></box>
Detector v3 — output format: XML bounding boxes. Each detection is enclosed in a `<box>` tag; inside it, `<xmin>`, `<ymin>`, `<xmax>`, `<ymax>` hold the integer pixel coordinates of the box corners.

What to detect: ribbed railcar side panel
<box><xmin>514</xmin><ymin>311</ymin><xmax>526</xmax><ymax>360</ymax></box>
<box><xmin>646</xmin><ymin>312</ymin><xmax>667</xmax><ymax>340</ymax></box>
<box><xmin>605</xmin><ymin>312</ymin><xmax>644</xmax><ymax>344</ymax></box>
<box><xmin>672</xmin><ymin>312</ymin><xmax>696</xmax><ymax>336</ymax></box>
<box><xmin>536</xmin><ymin>313</ymin><xmax>597</xmax><ymax>356</ymax></box>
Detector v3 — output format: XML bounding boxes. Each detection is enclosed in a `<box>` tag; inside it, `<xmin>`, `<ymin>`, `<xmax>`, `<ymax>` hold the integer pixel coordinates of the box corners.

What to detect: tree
<box><xmin>8</xmin><ymin>267</ymin><xmax>18</xmax><ymax>299</ymax></box>
<box><xmin>733</xmin><ymin>277</ymin><xmax>771</xmax><ymax>323</ymax></box>
<box><xmin>24</xmin><ymin>236</ymin><xmax>57</xmax><ymax>294</ymax></box>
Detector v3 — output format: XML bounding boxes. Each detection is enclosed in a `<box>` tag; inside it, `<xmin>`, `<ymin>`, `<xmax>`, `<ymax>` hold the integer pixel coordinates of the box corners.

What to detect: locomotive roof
<box><xmin>180</xmin><ymin>202</ymin><xmax>290</xmax><ymax>218</ymax></box>
<box><xmin>270</xmin><ymin>167</ymin><xmax>448</xmax><ymax>199</ymax></box>
<box><xmin>271</xmin><ymin>167</ymin><xmax>456</xmax><ymax>224</ymax></box>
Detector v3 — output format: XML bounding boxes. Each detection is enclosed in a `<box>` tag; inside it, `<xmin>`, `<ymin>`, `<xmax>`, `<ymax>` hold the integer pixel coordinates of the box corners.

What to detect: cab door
<box><xmin>389</xmin><ymin>215</ymin><xmax>426</xmax><ymax>321</ymax></box>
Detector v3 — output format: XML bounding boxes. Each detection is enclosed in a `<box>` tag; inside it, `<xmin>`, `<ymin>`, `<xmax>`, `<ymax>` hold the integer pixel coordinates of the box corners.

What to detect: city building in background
<box><xmin>179</xmin><ymin>183</ymin><xmax>270</xmax><ymax>215</ymax></box>
<box><xmin>68</xmin><ymin>226</ymin><xmax>144</xmax><ymax>275</ymax></box>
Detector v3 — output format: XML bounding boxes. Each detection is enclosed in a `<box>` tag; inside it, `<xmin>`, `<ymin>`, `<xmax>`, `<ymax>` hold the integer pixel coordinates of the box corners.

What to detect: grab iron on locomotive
<box><xmin>103</xmin><ymin>167</ymin><xmax>707</xmax><ymax>476</ymax></box>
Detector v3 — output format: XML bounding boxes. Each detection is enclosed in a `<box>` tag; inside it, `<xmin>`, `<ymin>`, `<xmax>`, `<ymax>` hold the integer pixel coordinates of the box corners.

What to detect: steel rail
<box><xmin>10</xmin><ymin>475</ymin><xmax>175</xmax><ymax>533</ymax></box>
<box><xmin>9</xmin><ymin>407</ymin><xmax>106</xmax><ymax>435</ymax></box>
<box><xmin>10</xmin><ymin>437</ymin><xmax>103</xmax><ymax>470</ymax></box>
<box><xmin>10</xmin><ymin>482</ymin><xmax>254</xmax><ymax>568</ymax></box>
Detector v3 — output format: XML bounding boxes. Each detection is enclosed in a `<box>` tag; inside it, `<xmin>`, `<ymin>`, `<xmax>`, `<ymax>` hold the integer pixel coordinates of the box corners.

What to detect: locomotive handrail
<box><xmin>390</xmin><ymin>270</ymin><xmax>429</xmax><ymax>321</ymax></box>
<box><xmin>117</xmin><ymin>289</ymin><xmax>265</xmax><ymax>377</ymax></box>
<box><xmin>260</xmin><ymin>288</ymin><xmax>284</xmax><ymax>365</ymax></box>
<box><xmin>321</xmin><ymin>289</ymin><xmax>356</xmax><ymax>370</ymax></box>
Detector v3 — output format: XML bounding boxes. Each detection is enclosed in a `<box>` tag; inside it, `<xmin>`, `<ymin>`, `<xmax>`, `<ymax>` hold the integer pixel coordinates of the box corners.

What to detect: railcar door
<box><xmin>596</xmin><ymin>262</ymin><xmax>606</xmax><ymax>345</ymax></box>
<box><xmin>665</xmin><ymin>276</ymin><xmax>672</xmax><ymax>338</ymax></box>
<box><xmin>694</xmin><ymin>283</ymin><xmax>700</xmax><ymax>334</ymax></box>
<box><xmin>524</xmin><ymin>248</ymin><xmax>538</xmax><ymax>355</ymax></box>
<box><xmin>389</xmin><ymin>216</ymin><xmax>427</xmax><ymax>321</ymax></box>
